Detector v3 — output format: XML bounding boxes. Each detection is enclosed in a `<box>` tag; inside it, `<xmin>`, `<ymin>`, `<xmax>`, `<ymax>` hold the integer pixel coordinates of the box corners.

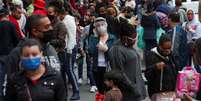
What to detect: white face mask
<box><xmin>96</xmin><ymin>25</ymin><xmax>107</xmax><ymax>35</ymax></box>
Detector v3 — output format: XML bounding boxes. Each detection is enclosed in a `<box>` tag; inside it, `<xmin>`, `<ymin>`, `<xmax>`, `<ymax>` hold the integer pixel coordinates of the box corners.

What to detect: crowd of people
<box><xmin>1</xmin><ymin>0</ymin><xmax>201</xmax><ymax>101</ymax></box>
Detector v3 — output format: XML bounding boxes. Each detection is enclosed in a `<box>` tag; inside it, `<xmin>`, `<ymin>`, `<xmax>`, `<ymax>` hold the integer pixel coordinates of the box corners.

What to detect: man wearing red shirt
<box><xmin>9</xmin><ymin>4</ymin><xmax>25</xmax><ymax>39</ymax></box>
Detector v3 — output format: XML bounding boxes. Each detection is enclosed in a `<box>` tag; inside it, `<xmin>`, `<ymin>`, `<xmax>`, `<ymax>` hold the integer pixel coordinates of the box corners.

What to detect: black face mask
<box><xmin>47</xmin><ymin>15</ymin><xmax>56</xmax><ymax>22</ymax></box>
<box><xmin>42</xmin><ymin>30</ymin><xmax>54</xmax><ymax>43</ymax></box>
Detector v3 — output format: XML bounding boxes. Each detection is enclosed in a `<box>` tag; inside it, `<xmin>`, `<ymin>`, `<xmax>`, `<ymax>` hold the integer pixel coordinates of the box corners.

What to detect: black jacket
<box><xmin>5</xmin><ymin>69</ymin><xmax>66</xmax><ymax>101</ymax></box>
<box><xmin>0</xmin><ymin>21</ymin><xmax>19</xmax><ymax>63</ymax></box>
<box><xmin>145</xmin><ymin>47</ymin><xmax>178</xmax><ymax>97</ymax></box>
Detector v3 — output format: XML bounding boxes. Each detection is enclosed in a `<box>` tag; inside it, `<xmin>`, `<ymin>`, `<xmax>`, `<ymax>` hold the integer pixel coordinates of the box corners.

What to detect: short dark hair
<box><xmin>9</xmin><ymin>4</ymin><xmax>21</xmax><ymax>12</ymax></box>
<box><xmin>20</xmin><ymin>39</ymin><xmax>42</xmax><ymax>54</ymax></box>
<box><xmin>146</xmin><ymin>1</ymin><xmax>154</xmax><ymax>13</ymax></box>
<box><xmin>104</xmin><ymin>70</ymin><xmax>123</xmax><ymax>86</ymax></box>
<box><xmin>169</xmin><ymin>12</ymin><xmax>180</xmax><ymax>23</ymax></box>
<box><xmin>175</xmin><ymin>0</ymin><xmax>182</xmax><ymax>7</ymax></box>
<box><xmin>119</xmin><ymin>18</ymin><xmax>136</xmax><ymax>37</ymax></box>
<box><xmin>25</xmin><ymin>14</ymin><xmax>47</xmax><ymax>34</ymax></box>
<box><xmin>159</xmin><ymin>34</ymin><xmax>171</xmax><ymax>46</ymax></box>
<box><xmin>48</xmin><ymin>0</ymin><xmax>64</xmax><ymax>13</ymax></box>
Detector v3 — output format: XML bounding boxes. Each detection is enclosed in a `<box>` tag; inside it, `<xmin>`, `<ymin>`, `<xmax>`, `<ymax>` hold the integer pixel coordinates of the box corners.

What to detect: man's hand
<box><xmin>97</xmin><ymin>44</ymin><xmax>108</xmax><ymax>52</ymax></box>
<box><xmin>156</xmin><ymin>62</ymin><xmax>165</xmax><ymax>70</ymax></box>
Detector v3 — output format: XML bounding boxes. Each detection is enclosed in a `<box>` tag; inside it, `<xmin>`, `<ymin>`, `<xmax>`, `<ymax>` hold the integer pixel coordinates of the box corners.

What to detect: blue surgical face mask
<box><xmin>21</xmin><ymin>56</ymin><xmax>41</xmax><ymax>71</ymax></box>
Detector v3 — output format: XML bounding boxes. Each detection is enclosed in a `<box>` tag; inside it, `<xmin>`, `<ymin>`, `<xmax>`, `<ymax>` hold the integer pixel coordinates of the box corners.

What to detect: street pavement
<box><xmin>68</xmin><ymin>81</ymin><xmax>96</xmax><ymax>101</ymax></box>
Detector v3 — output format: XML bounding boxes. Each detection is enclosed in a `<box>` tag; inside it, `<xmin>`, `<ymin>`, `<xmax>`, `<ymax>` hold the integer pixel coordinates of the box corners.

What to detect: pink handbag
<box><xmin>176</xmin><ymin>66</ymin><xmax>201</xmax><ymax>98</ymax></box>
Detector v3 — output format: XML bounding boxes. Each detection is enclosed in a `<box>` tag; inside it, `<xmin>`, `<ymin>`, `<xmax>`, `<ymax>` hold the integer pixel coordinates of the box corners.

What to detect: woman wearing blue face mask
<box><xmin>5</xmin><ymin>39</ymin><xmax>66</xmax><ymax>101</ymax></box>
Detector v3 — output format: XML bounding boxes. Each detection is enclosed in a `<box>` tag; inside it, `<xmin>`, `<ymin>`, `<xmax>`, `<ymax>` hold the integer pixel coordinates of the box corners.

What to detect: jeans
<box><xmin>93</xmin><ymin>67</ymin><xmax>106</xmax><ymax>94</ymax></box>
<box><xmin>77</xmin><ymin>55</ymin><xmax>96</xmax><ymax>86</ymax></box>
<box><xmin>86</xmin><ymin>55</ymin><xmax>96</xmax><ymax>86</ymax></box>
<box><xmin>77</xmin><ymin>57</ymin><xmax>84</xmax><ymax>79</ymax></box>
<box><xmin>0</xmin><ymin>63</ymin><xmax>4</xmax><ymax>101</ymax></box>
<box><xmin>59</xmin><ymin>50</ymin><xmax>79</xmax><ymax>94</ymax></box>
<box><xmin>68</xmin><ymin>52</ymin><xmax>79</xmax><ymax>94</ymax></box>
<box><xmin>72</xmin><ymin>46</ymin><xmax>78</xmax><ymax>70</ymax></box>
<box><xmin>57</xmin><ymin>51</ymin><xmax>68</xmax><ymax>98</ymax></box>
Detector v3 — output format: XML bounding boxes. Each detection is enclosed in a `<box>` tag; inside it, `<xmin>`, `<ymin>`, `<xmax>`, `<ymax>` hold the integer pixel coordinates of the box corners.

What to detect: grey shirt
<box><xmin>109</xmin><ymin>41</ymin><xmax>146</xmax><ymax>101</ymax></box>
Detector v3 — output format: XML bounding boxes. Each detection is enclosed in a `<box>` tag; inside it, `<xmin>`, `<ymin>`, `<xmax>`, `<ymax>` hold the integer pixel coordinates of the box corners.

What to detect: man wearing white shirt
<box><xmin>59</xmin><ymin>10</ymin><xmax>80</xmax><ymax>100</ymax></box>
<box><xmin>63</xmin><ymin>14</ymin><xmax>77</xmax><ymax>53</ymax></box>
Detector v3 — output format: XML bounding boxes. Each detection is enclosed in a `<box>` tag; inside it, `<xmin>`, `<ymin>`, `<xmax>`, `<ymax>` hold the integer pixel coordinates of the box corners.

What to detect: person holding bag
<box><xmin>181</xmin><ymin>38</ymin><xmax>201</xmax><ymax>101</ymax></box>
<box><xmin>145</xmin><ymin>35</ymin><xmax>178</xmax><ymax>100</ymax></box>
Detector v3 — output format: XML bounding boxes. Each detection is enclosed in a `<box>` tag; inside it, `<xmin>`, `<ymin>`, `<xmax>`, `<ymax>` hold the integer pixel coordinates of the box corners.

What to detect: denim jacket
<box><xmin>85</xmin><ymin>33</ymin><xmax>116</xmax><ymax>71</ymax></box>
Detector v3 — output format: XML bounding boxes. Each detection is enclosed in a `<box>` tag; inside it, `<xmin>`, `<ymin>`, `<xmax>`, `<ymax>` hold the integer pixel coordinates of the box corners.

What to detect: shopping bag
<box><xmin>151</xmin><ymin>92</ymin><xmax>180</xmax><ymax>101</ymax></box>
<box><xmin>176</xmin><ymin>66</ymin><xmax>201</xmax><ymax>98</ymax></box>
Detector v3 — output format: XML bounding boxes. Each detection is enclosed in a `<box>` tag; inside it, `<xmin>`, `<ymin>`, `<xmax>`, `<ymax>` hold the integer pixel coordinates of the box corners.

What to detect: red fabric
<box><xmin>95</xmin><ymin>92</ymin><xmax>104</xmax><ymax>101</ymax></box>
<box><xmin>8</xmin><ymin>16</ymin><xmax>25</xmax><ymax>39</ymax></box>
<box><xmin>78</xmin><ymin>6</ymin><xmax>87</xmax><ymax>17</ymax></box>
<box><xmin>109</xmin><ymin>0</ymin><xmax>114</xmax><ymax>2</ymax></box>
<box><xmin>34</xmin><ymin>0</ymin><xmax>46</xmax><ymax>10</ymax></box>
<box><xmin>33</xmin><ymin>10</ymin><xmax>47</xmax><ymax>15</ymax></box>
<box><xmin>31</xmin><ymin>79</ymin><xmax>39</xmax><ymax>86</ymax></box>
<box><xmin>70</xmin><ymin>0</ymin><xmax>77</xmax><ymax>10</ymax></box>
